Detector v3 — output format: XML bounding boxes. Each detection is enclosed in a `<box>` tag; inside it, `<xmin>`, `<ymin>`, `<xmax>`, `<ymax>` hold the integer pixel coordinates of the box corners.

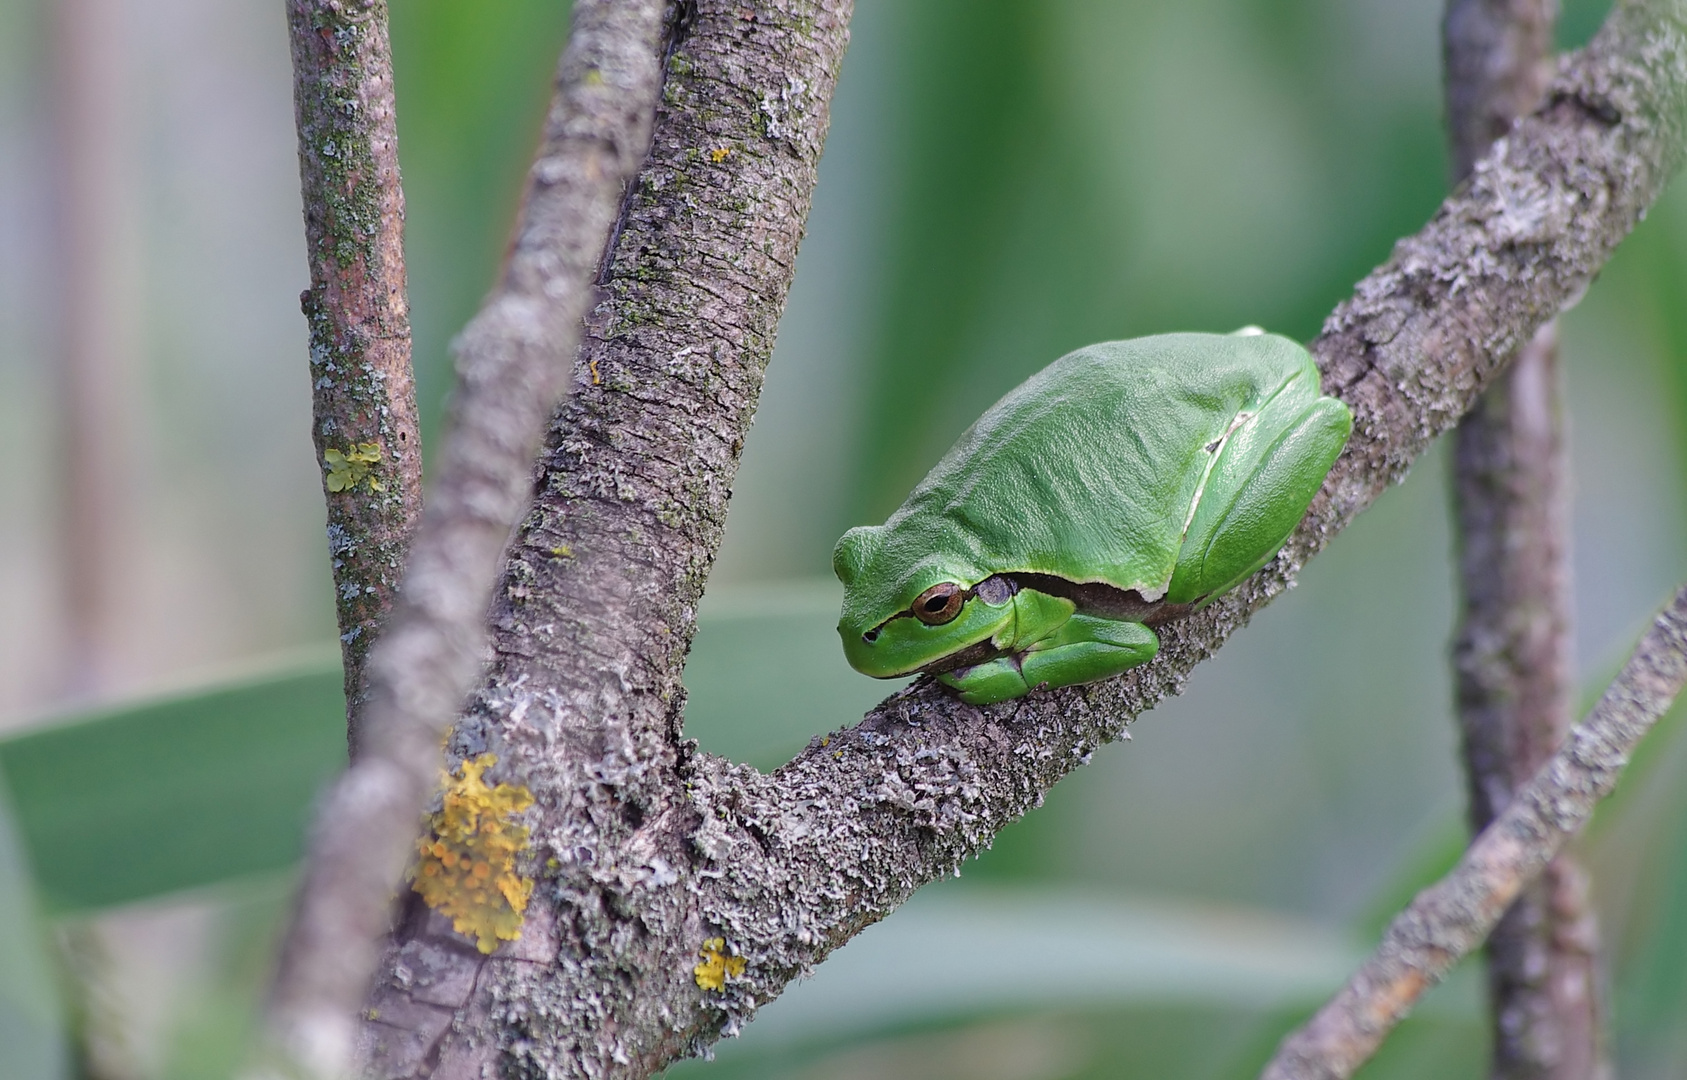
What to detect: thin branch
<box><xmin>258</xmin><ymin>2</ymin><xmax>670</xmax><ymax>1076</ymax></box>
<box><xmin>1259</xmin><ymin>584</ymin><xmax>1687</xmax><ymax>1080</ymax></box>
<box><xmin>1446</xmin><ymin>0</ymin><xmax>1560</xmax><ymax>181</ymax></box>
<box><xmin>350</xmin><ymin>1</ymin><xmax>1687</xmax><ymax>1077</ymax></box>
<box><xmin>1452</xmin><ymin>329</ymin><xmax>1606</xmax><ymax>1079</ymax></box>
<box><xmin>285</xmin><ymin>0</ymin><xmax>422</xmax><ymax>753</ymax></box>
<box><xmin>50</xmin><ymin>0</ymin><xmax>137</xmax><ymax>699</ymax></box>
<box><xmin>1443</xmin><ymin>2</ymin><xmax>1607</xmax><ymax>1076</ymax></box>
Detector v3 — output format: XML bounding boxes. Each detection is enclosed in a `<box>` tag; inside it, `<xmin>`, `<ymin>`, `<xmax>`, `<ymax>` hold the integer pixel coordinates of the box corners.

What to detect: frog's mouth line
<box><xmin>916</xmin><ymin>637</ymin><xmax>1006</xmax><ymax>677</ymax></box>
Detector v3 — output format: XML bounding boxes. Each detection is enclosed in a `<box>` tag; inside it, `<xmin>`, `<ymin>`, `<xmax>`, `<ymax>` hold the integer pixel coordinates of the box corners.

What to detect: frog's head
<box><xmin>832</xmin><ymin>524</ymin><xmax>1016</xmax><ymax>679</ymax></box>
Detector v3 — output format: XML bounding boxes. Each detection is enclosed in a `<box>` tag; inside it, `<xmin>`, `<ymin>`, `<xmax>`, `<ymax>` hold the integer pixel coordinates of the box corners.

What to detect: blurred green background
<box><xmin>3</xmin><ymin>0</ymin><xmax>1687</xmax><ymax>1077</ymax></box>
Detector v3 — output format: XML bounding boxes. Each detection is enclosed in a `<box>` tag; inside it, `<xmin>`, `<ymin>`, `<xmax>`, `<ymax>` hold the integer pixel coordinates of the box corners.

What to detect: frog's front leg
<box><xmin>940</xmin><ymin>615</ymin><xmax>1159</xmax><ymax>705</ymax></box>
<box><xmin>938</xmin><ymin>657</ymin><xmax>1032</xmax><ymax>706</ymax></box>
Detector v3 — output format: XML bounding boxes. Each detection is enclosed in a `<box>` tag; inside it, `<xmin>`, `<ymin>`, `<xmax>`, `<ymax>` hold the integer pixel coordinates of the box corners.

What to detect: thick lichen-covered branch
<box><xmin>356</xmin><ymin>2</ymin><xmax>857</xmax><ymax>1077</ymax></box>
<box><xmin>345</xmin><ymin>1</ymin><xmax>1687</xmax><ymax>1079</ymax></box>
<box><xmin>259</xmin><ymin>3</ymin><xmax>670</xmax><ymax>1077</ymax></box>
<box><xmin>1259</xmin><ymin>584</ymin><xmax>1687</xmax><ymax>1080</ymax></box>
<box><xmin>1442</xmin><ymin>2</ymin><xmax>1606</xmax><ymax>1076</ymax></box>
<box><xmin>285</xmin><ymin>0</ymin><xmax>422</xmax><ymax>749</ymax></box>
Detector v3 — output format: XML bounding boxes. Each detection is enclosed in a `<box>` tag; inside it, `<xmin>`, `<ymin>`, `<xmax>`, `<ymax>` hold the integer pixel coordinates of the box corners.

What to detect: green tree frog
<box><xmin>833</xmin><ymin>330</ymin><xmax>1352</xmax><ymax>705</ymax></box>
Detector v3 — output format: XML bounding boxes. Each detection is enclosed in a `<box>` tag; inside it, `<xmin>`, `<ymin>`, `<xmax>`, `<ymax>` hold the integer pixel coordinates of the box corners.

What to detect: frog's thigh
<box><xmin>1018</xmin><ymin>616</ymin><xmax>1158</xmax><ymax>693</ymax></box>
<box><xmin>1169</xmin><ymin>395</ymin><xmax>1350</xmax><ymax>602</ymax></box>
<box><xmin>939</xmin><ymin>659</ymin><xmax>1031</xmax><ymax>706</ymax></box>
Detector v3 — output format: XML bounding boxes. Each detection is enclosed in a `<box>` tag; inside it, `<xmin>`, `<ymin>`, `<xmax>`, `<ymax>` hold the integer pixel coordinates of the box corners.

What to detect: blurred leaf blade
<box><xmin>0</xmin><ymin>661</ymin><xmax>346</xmax><ymax>913</ymax></box>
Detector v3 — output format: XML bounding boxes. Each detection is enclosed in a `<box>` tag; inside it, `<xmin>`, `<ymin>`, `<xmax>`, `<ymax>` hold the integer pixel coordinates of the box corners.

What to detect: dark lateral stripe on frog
<box><xmin>1004</xmin><ymin>573</ymin><xmax>1197</xmax><ymax>626</ymax></box>
<box><xmin>874</xmin><ymin>572</ymin><xmax>1198</xmax><ymax>644</ymax></box>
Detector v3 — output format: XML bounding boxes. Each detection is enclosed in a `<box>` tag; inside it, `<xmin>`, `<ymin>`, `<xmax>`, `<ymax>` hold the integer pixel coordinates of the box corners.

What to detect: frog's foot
<box><xmin>938</xmin><ymin>657</ymin><xmax>1030</xmax><ymax>705</ymax></box>
<box><xmin>938</xmin><ymin>616</ymin><xmax>1159</xmax><ymax>705</ymax></box>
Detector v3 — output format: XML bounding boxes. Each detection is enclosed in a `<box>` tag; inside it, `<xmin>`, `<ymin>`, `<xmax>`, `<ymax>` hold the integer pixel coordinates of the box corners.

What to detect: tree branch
<box><xmin>259</xmin><ymin>2</ymin><xmax>670</xmax><ymax>1076</ymax></box>
<box><xmin>1443</xmin><ymin>2</ymin><xmax>1607</xmax><ymax>1076</ymax></box>
<box><xmin>1259</xmin><ymin>583</ymin><xmax>1687</xmax><ymax>1080</ymax></box>
<box><xmin>353</xmin><ymin>1</ymin><xmax>1687</xmax><ymax>1077</ymax></box>
<box><xmin>357</xmin><ymin>1</ymin><xmax>857</xmax><ymax>1075</ymax></box>
<box><xmin>286</xmin><ymin>0</ymin><xmax>423</xmax><ymax>751</ymax></box>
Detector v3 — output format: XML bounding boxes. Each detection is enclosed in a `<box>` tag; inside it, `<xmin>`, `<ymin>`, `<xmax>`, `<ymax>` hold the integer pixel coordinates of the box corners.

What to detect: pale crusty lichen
<box><xmin>693</xmin><ymin>937</ymin><xmax>746</xmax><ymax>991</ymax></box>
<box><xmin>411</xmin><ymin>754</ymin><xmax>535</xmax><ymax>954</ymax></box>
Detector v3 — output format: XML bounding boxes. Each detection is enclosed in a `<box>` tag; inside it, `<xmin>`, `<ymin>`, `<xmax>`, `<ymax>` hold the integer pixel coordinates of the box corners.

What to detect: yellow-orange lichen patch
<box><xmin>694</xmin><ymin>937</ymin><xmax>747</xmax><ymax>991</ymax></box>
<box><xmin>411</xmin><ymin>753</ymin><xmax>535</xmax><ymax>954</ymax></box>
<box><xmin>324</xmin><ymin>442</ymin><xmax>384</xmax><ymax>493</ymax></box>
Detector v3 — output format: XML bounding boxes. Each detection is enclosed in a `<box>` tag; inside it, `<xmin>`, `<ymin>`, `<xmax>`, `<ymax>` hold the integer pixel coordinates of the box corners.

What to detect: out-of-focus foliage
<box><xmin>0</xmin><ymin>779</ymin><xmax>66</xmax><ymax>1080</ymax></box>
<box><xmin>0</xmin><ymin>660</ymin><xmax>344</xmax><ymax>913</ymax></box>
<box><xmin>4</xmin><ymin>0</ymin><xmax>1687</xmax><ymax>1076</ymax></box>
<box><xmin>388</xmin><ymin>0</ymin><xmax>573</xmax><ymax>447</ymax></box>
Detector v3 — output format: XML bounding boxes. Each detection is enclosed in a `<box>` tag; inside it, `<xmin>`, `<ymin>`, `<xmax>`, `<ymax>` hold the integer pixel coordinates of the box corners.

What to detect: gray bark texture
<box><xmin>286</xmin><ymin>0</ymin><xmax>424</xmax><ymax>749</ymax></box>
<box><xmin>1259</xmin><ymin>583</ymin><xmax>1687</xmax><ymax>1080</ymax></box>
<box><xmin>346</xmin><ymin>0</ymin><xmax>1687</xmax><ymax>1078</ymax></box>
<box><xmin>1442</xmin><ymin>2</ymin><xmax>1607</xmax><ymax>1077</ymax></box>
<box><xmin>261</xmin><ymin>2</ymin><xmax>670</xmax><ymax>1077</ymax></box>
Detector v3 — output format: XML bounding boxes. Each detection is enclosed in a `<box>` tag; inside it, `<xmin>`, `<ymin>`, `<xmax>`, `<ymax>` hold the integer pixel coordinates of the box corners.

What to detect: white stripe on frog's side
<box><xmin>1180</xmin><ymin>408</ymin><xmax>1254</xmax><ymax>542</ymax></box>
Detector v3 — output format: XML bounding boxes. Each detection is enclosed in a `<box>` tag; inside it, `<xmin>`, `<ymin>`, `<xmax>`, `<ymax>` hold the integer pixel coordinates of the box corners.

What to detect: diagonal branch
<box><xmin>1260</xmin><ymin>583</ymin><xmax>1687</xmax><ymax>1080</ymax></box>
<box><xmin>352</xmin><ymin>1</ymin><xmax>1687</xmax><ymax>1078</ymax></box>
<box><xmin>259</xmin><ymin>2</ymin><xmax>671</xmax><ymax>1076</ymax></box>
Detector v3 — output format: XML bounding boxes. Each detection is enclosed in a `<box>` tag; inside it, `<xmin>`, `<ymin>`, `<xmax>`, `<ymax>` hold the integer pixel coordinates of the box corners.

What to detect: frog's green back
<box><xmin>837</xmin><ymin>332</ymin><xmax>1317</xmax><ymax>625</ymax></box>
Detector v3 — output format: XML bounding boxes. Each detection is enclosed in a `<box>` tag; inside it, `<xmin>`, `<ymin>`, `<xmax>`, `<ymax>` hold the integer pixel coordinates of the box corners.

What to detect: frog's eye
<box><xmin>912</xmin><ymin>582</ymin><xmax>966</xmax><ymax>625</ymax></box>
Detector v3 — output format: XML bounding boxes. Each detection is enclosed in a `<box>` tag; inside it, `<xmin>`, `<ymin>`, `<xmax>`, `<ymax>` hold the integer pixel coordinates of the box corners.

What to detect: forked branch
<box><xmin>260</xmin><ymin>2</ymin><xmax>670</xmax><ymax>1076</ymax></box>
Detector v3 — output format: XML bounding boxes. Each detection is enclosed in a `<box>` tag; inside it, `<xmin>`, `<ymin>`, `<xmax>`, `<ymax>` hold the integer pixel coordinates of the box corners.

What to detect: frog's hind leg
<box><xmin>1166</xmin><ymin>376</ymin><xmax>1351</xmax><ymax>604</ymax></box>
<box><xmin>939</xmin><ymin>617</ymin><xmax>1158</xmax><ymax>704</ymax></box>
<box><xmin>1017</xmin><ymin>615</ymin><xmax>1158</xmax><ymax>695</ymax></box>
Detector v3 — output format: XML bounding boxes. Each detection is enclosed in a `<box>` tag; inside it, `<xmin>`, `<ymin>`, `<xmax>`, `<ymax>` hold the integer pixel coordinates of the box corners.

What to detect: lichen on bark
<box><xmin>286</xmin><ymin>0</ymin><xmax>422</xmax><ymax>751</ymax></box>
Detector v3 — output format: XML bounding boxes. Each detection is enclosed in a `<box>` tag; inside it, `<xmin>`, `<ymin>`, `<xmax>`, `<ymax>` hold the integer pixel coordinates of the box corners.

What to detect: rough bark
<box><xmin>356</xmin><ymin>2</ymin><xmax>857</xmax><ymax>1076</ymax></box>
<box><xmin>286</xmin><ymin>0</ymin><xmax>424</xmax><ymax>751</ymax></box>
<box><xmin>348</xmin><ymin>1</ymin><xmax>1687</xmax><ymax>1078</ymax></box>
<box><xmin>260</xmin><ymin>3</ymin><xmax>671</xmax><ymax>1077</ymax></box>
<box><xmin>1442</xmin><ymin>2</ymin><xmax>1607</xmax><ymax>1077</ymax></box>
<box><xmin>1260</xmin><ymin>584</ymin><xmax>1687</xmax><ymax>1080</ymax></box>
